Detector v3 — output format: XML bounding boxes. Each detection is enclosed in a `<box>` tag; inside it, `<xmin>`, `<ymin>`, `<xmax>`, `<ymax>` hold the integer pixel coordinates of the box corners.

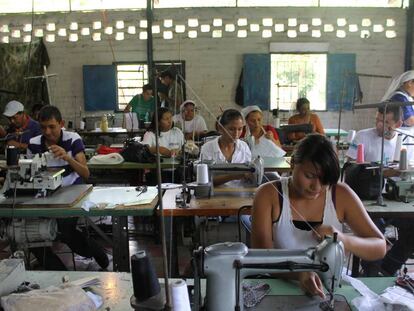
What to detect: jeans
<box><xmin>362</xmin><ymin>218</ymin><xmax>414</xmax><ymax>276</ymax></box>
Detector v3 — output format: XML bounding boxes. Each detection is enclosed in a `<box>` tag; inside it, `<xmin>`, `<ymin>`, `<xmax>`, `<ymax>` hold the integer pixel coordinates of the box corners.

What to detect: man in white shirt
<box><xmin>173</xmin><ymin>100</ymin><xmax>208</xmax><ymax>140</ymax></box>
<box><xmin>347</xmin><ymin>106</ymin><xmax>402</xmax><ymax>163</ymax></box>
<box><xmin>347</xmin><ymin>106</ymin><xmax>414</xmax><ymax>276</ymax></box>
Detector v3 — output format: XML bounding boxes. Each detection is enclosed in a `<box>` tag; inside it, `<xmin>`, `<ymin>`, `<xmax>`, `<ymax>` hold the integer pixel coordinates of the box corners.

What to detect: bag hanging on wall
<box><xmin>341</xmin><ymin>162</ymin><xmax>383</xmax><ymax>200</ymax></box>
<box><xmin>120</xmin><ymin>140</ymin><xmax>156</xmax><ymax>163</ymax></box>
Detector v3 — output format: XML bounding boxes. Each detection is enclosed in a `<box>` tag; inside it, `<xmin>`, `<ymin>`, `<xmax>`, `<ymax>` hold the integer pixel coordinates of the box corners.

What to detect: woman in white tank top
<box><xmin>251</xmin><ymin>134</ymin><xmax>386</xmax><ymax>299</ymax></box>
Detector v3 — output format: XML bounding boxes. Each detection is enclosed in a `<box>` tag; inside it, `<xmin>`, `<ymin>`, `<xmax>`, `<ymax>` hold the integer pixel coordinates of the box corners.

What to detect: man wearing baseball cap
<box><xmin>1</xmin><ymin>100</ymin><xmax>41</xmax><ymax>151</ymax></box>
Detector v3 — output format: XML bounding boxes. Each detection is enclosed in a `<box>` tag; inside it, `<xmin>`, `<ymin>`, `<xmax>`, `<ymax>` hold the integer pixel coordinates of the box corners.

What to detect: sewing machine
<box><xmin>1</xmin><ymin>153</ymin><xmax>64</xmax><ymax>197</ymax></box>
<box><xmin>386</xmin><ymin>170</ymin><xmax>414</xmax><ymax>203</ymax></box>
<box><xmin>193</xmin><ymin>235</ymin><xmax>344</xmax><ymax>311</ymax></box>
<box><xmin>187</xmin><ymin>156</ymin><xmax>264</xmax><ymax>199</ymax></box>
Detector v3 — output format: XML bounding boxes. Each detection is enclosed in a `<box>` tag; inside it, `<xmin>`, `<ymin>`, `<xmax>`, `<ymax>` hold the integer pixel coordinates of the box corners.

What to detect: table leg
<box><xmin>164</xmin><ymin>216</ymin><xmax>179</xmax><ymax>277</ymax></box>
<box><xmin>112</xmin><ymin>216</ymin><xmax>130</xmax><ymax>272</ymax></box>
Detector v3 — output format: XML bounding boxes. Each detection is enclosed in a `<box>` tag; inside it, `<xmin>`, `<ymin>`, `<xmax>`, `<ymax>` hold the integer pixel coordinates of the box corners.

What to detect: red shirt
<box><xmin>240</xmin><ymin>124</ymin><xmax>280</xmax><ymax>142</ymax></box>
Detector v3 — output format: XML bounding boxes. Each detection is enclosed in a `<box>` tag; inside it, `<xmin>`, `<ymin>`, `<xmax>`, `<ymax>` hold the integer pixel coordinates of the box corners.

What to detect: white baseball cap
<box><xmin>3</xmin><ymin>100</ymin><xmax>24</xmax><ymax>117</ymax></box>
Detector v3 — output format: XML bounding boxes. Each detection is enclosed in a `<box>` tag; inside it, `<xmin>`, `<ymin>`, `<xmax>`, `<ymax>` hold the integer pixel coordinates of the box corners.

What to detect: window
<box><xmin>116</xmin><ymin>64</ymin><xmax>148</xmax><ymax>110</ymax></box>
<box><xmin>270</xmin><ymin>54</ymin><xmax>327</xmax><ymax>111</ymax></box>
<box><xmin>115</xmin><ymin>61</ymin><xmax>186</xmax><ymax>110</ymax></box>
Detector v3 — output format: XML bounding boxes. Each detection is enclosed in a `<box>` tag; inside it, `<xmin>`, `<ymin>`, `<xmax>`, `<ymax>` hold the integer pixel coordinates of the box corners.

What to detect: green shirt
<box><xmin>128</xmin><ymin>94</ymin><xmax>155</xmax><ymax>120</ymax></box>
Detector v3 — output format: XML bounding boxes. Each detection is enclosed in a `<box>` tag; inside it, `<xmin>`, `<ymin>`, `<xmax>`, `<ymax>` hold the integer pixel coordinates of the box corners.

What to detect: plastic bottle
<box><xmin>145</xmin><ymin>112</ymin><xmax>150</xmax><ymax>122</ymax></box>
<box><xmin>100</xmin><ymin>115</ymin><xmax>108</xmax><ymax>132</ymax></box>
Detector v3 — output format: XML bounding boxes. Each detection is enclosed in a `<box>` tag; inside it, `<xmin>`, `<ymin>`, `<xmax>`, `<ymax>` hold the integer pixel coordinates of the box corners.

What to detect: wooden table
<box><xmin>160</xmin><ymin>187</ymin><xmax>255</xmax><ymax>276</ymax></box>
<box><xmin>0</xmin><ymin>186</ymin><xmax>158</xmax><ymax>272</ymax></box>
<box><xmin>20</xmin><ymin>271</ymin><xmax>396</xmax><ymax>311</ymax></box>
<box><xmin>87</xmin><ymin>157</ymin><xmax>180</xmax><ymax>170</ymax></box>
<box><xmin>160</xmin><ymin>187</ymin><xmax>254</xmax><ymax>217</ymax></box>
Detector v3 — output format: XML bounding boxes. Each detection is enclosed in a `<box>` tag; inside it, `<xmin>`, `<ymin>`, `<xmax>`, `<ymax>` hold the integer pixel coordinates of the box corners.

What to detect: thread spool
<box><xmin>171</xmin><ymin>279</ymin><xmax>191</xmax><ymax>311</ymax></box>
<box><xmin>356</xmin><ymin>144</ymin><xmax>365</xmax><ymax>163</ymax></box>
<box><xmin>196</xmin><ymin>164</ymin><xmax>209</xmax><ymax>185</ymax></box>
<box><xmin>393</xmin><ymin>134</ymin><xmax>403</xmax><ymax>162</ymax></box>
<box><xmin>399</xmin><ymin>148</ymin><xmax>408</xmax><ymax>170</ymax></box>
<box><xmin>6</xmin><ymin>146</ymin><xmax>19</xmax><ymax>166</ymax></box>
<box><xmin>131</xmin><ymin>251</ymin><xmax>160</xmax><ymax>301</ymax></box>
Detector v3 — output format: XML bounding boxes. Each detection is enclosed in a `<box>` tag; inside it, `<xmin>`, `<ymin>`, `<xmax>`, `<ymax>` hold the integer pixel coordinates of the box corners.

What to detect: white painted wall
<box><xmin>0</xmin><ymin>7</ymin><xmax>409</xmax><ymax>131</ymax></box>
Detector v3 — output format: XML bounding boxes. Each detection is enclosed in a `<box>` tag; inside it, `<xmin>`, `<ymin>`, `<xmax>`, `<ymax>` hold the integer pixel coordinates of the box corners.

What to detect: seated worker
<box><xmin>173</xmin><ymin>100</ymin><xmax>208</xmax><ymax>140</ymax></box>
<box><xmin>346</xmin><ymin>106</ymin><xmax>402</xmax><ymax>164</ymax></box>
<box><xmin>124</xmin><ymin>83</ymin><xmax>155</xmax><ymax>126</ymax></box>
<box><xmin>199</xmin><ymin>109</ymin><xmax>251</xmax><ymax>186</ymax></box>
<box><xmin>142</xmin><ymin>107</ymin><xmax>184</xmax><ymax>184</ymax></box>
<box><xmin>142</xmin><ymin>107</ymin><xmax>184</xmax><ymax>157</ymax></box>
<box><xmin>0</xmin><ymin>100</ymin><xmax>41</xmax><ymax>151</ymax></box>
<box><xmin>346</xmin><ymin>106</ymin><xmax>414</xmax><ymax>276</ymax></box>
<box><xmin>240</xmin><ymin>105</ymin><xmax>285</xmax><ymax>159</ymax></box>
<box><xmin>381</xmin><ymin>70</ymin><xmax>414</xmax><ymax>126</ymax></box>
<box><xmin>251</xmin><ymin>134</ymin><xmax>386</xmax><ymax>297</ymax></box>
<box><xmin>27</xmin><ymin>106</ymin><xmax>108</xmax><ymax>270</ymax></box>
<box><xmin>288</xmin><ymin>98</ymin><xmax>325</xmax><ymax>142</ymax></box>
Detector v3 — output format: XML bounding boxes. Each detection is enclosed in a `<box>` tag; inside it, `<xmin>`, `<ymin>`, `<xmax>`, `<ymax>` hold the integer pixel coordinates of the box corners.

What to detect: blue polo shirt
<box><xmin>7</xmin><ymin>117</ymin><xmax>41</xmax><ymax>146</ymax></box>
<box><xmin>27</xmin><ymin>130</ymin><xmax>86</xmax><ymax>186</ymax></box>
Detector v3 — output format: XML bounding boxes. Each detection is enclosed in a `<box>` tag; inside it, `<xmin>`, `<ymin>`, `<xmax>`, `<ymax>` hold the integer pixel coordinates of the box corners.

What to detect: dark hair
<box><xmin>160</xmin><ymin>70</ymin><xmax>174</xmax><ymax>79</ymax></box>
<box><xmin>38</xmin><ymin>105</ymin><xmax>62</xmax><ymax>122</ymax></box>
<box><xmin>147</xmin><ymin>107</ymin><xmax>173</xmax><ymax>135</ymax></box>
<box><xmin>143</xmin><ymin>84</ymin><xmax>153</xmax><ymax>92</ymax></box>
<box><xmin>296</xmin><ymin>97</ymin><xmax>310</xmax><ymax>111</ymax></box>
<box><xmin>292</xmin><ymin>134</ymin><xmax>339</xmax><ymax>186</ymax></box>
<box><xmin>378</xmin><ymin>106</ymin><xmax>402</xmax><ymax>123</ymax></box>
<box><xmin>216</xmin><ymin>109</ymin><xmax>243</xmax><ymax>129</ymax></box>
<box><xmin>31</xmin><ymin>103</ymin><xmax>44</xmax><ymax>114</ymax></box>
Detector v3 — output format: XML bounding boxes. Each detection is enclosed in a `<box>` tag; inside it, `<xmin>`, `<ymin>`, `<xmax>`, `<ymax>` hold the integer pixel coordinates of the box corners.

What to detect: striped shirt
<box><xmin>27</xmin><ymin>130</ymin><xmax>86</xmax><ymax>186</ymax></box>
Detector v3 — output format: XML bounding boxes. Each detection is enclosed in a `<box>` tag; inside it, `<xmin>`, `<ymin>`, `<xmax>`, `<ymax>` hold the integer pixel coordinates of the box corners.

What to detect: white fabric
<box><xmin>382</xmin><ymin>70</ymin><xmax>414</xmax><ymax>101</ymax></box>
<box><xmin>346</xmin><ymin>128</ymin><xmax>398</xmax><ymax>162</ymax></box>
<box><xmin>179</xmin><ymin>99</ymin><xmax>195</xmax><ymax>112</ymax></box>
<box><xmin>142</xmin><ymin>127</ymin><xmax>184</xmax><ymax>150</ymax></box>
<box><xmin>241</xmin><ymin>105</ymin><xmax>262</xmax><ymax>119</ymax></box>
<box><xmin>1</xmin><ymin>285</ymin><xmax>97</xmax><ymax>311</ymax></box>
<box><xmin>272</xmin><ymin>177</ymin><xmax>342</xmax><ymax>250</ymax></box>
<box><xmin>173</xmin><ymin>114</ymin><xmax>207</xmax><ymax>134</ymax></box>
<box><xmin>88</xmin><ymin>153</ymin><xmax>124</xmax><ymax>165</ymax></box>
<box><xmin>245</xmin><ymin>135</ymin><xmax>286</xmax><ymax>158</ymax></box>
<box><xmin>199</xmin><ymin>136</ymin><xmax>251</xmax><ymax>187</ymax></box>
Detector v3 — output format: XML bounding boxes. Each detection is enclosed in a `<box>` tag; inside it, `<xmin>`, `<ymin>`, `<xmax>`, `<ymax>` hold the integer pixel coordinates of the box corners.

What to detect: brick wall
<box><xmin>0</xmin><ymin>7</ymin><xmax>408</xmax><ymax>131</ymax></box>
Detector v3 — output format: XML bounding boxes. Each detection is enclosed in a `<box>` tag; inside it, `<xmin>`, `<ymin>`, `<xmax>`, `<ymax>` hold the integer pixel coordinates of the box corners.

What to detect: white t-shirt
<box><xmin>173</xmin><ymin>114</ymin><xmax>208</xmax><ymax>134</ymax></box>
<box><xmin>199</xmin><ymin>137</ymin><xmax>252</xmax><ymax>187</ymax></box>
<box><xmin>346</xmin><ymin>128</ymin><xmax>397</xmax><ymax>162</ymax></box>
<box><xmin>199</xmin><ymin>136</ymin><xmax>251</xmax><ymax>163</ymax></box>
<box><xmin>142</xmin><ymin>127</ymin><xmax>184</xmax><ymax>150</ymax></box>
